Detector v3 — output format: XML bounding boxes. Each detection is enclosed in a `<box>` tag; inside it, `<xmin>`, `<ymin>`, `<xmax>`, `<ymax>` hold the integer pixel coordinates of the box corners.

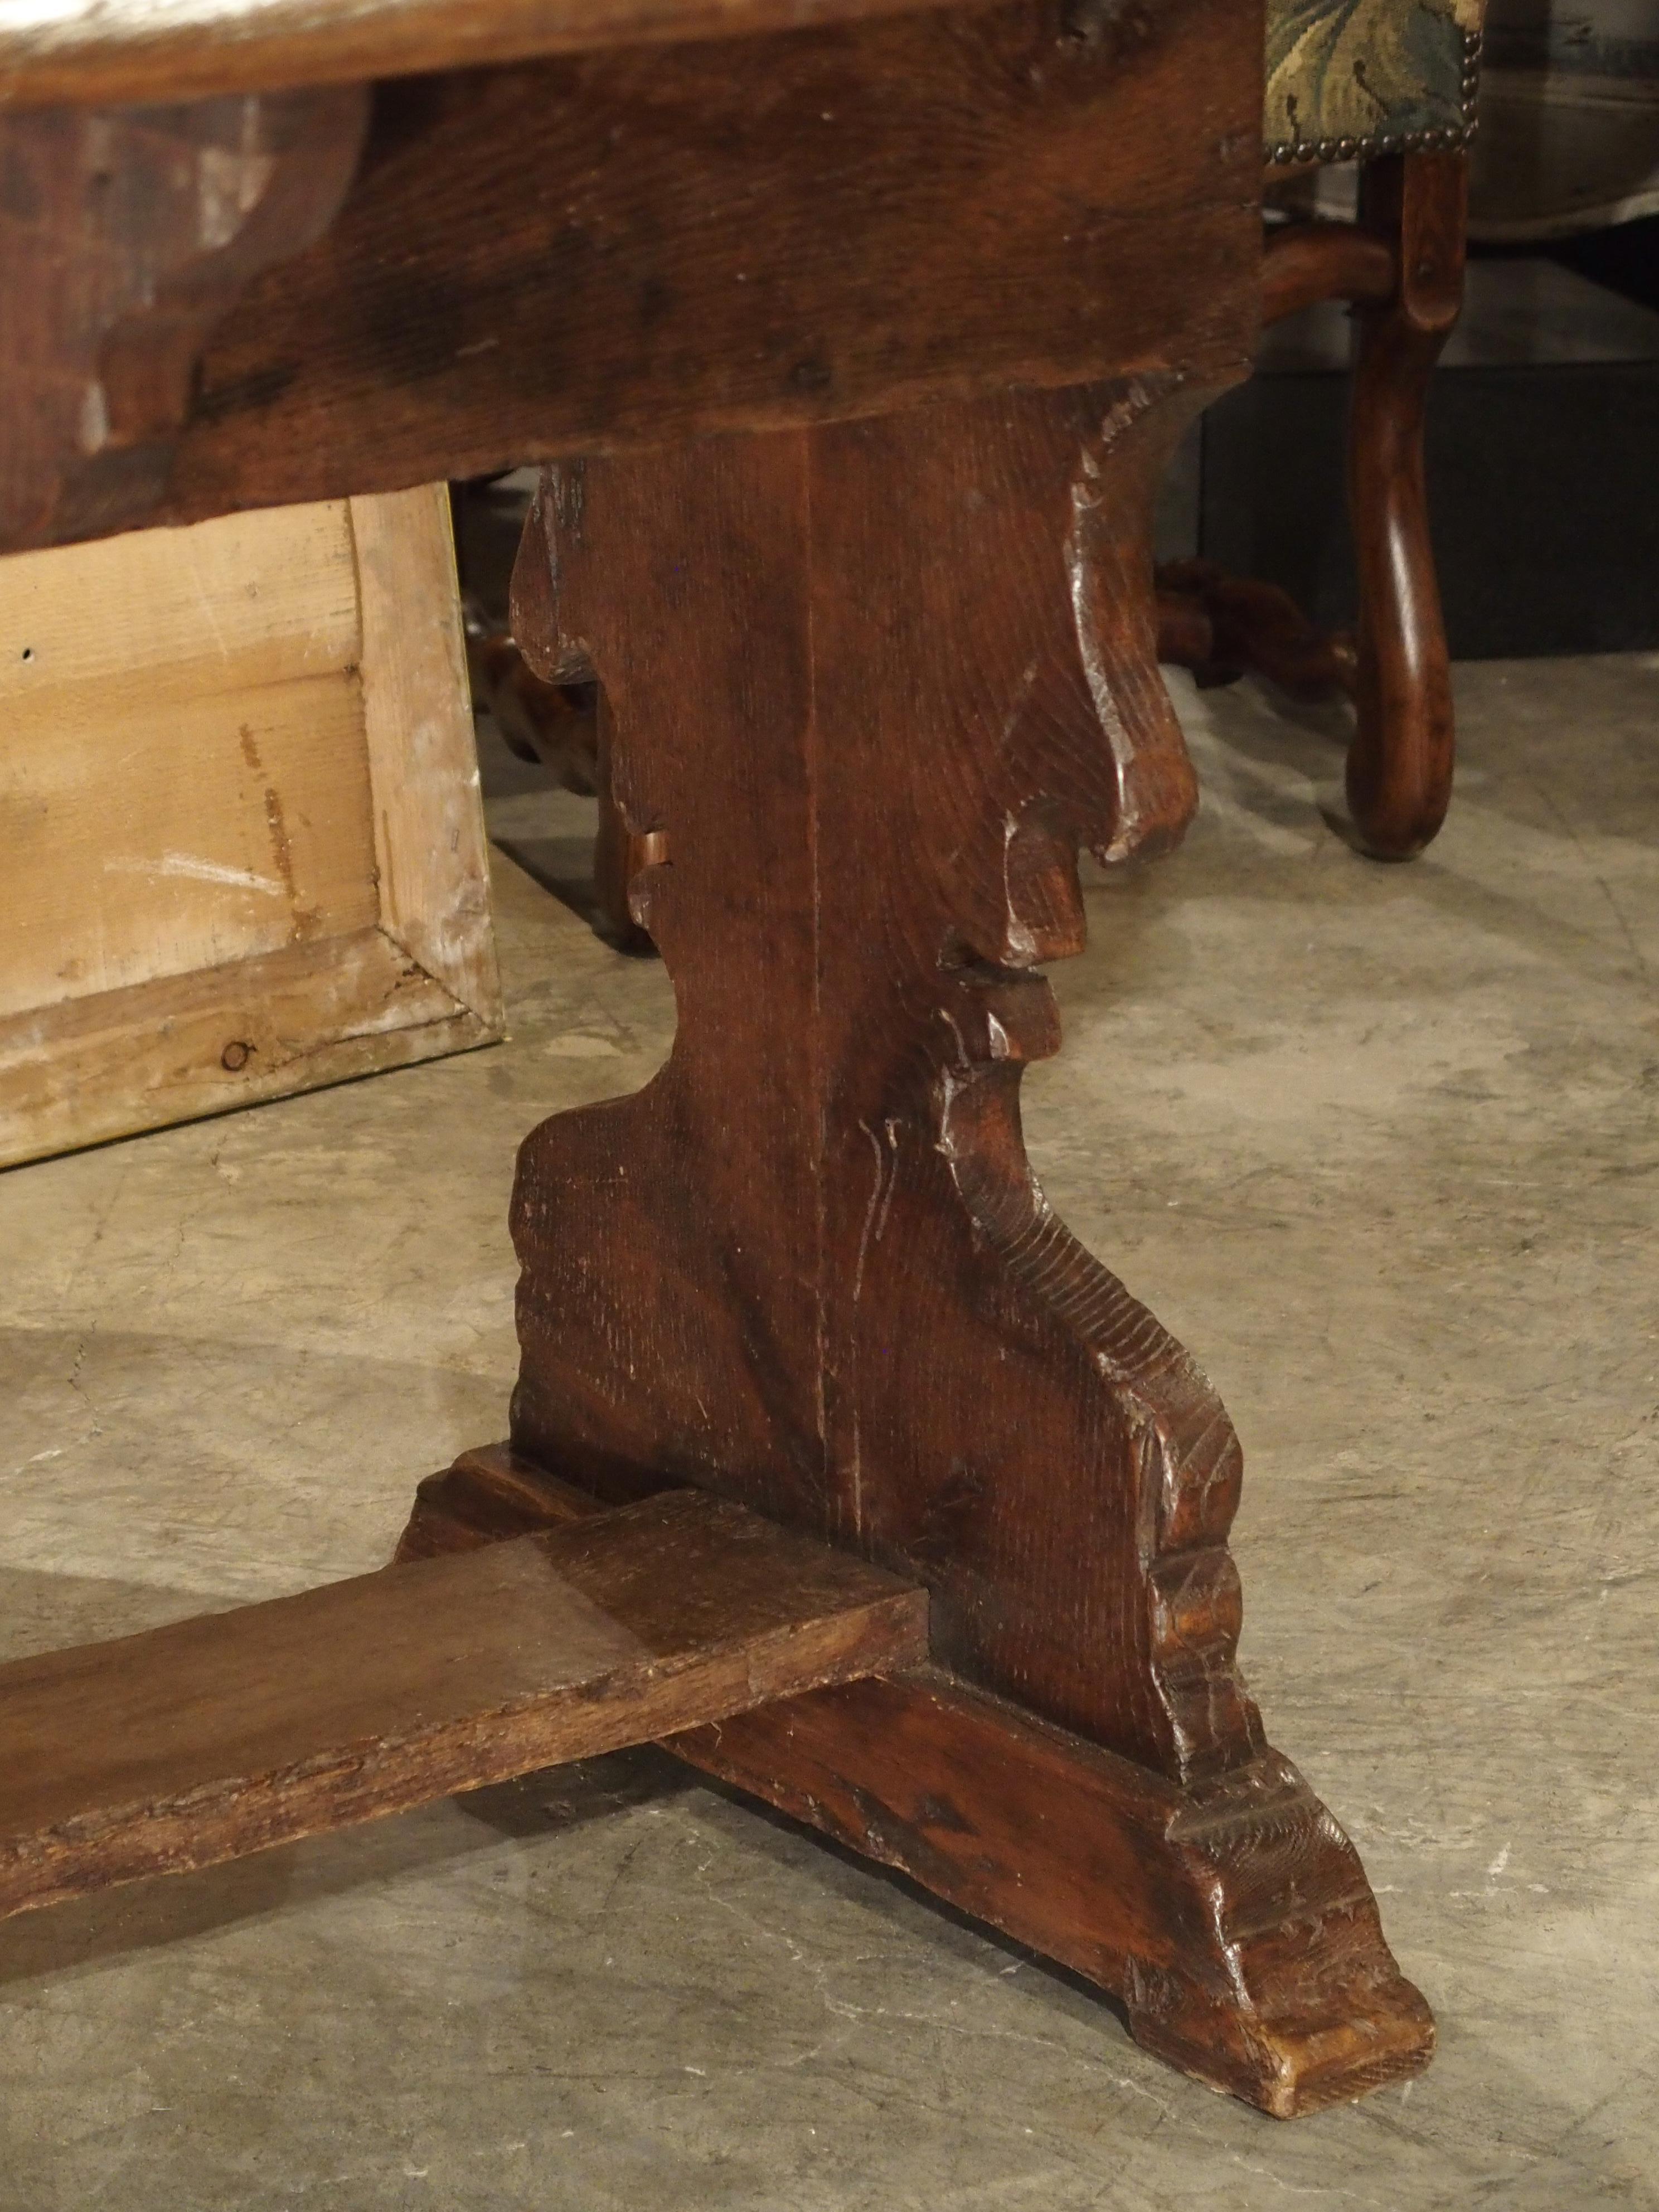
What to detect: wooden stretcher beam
<box><xmin>0</xmin><ymin>1490</ymin><xmax>928</xmax><ymax>1920</ymax></box>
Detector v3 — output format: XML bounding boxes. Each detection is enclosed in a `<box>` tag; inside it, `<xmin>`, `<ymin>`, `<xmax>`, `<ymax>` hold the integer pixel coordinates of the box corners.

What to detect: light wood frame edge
<box><xmin>349</xmin><ymin>484</ymin><xmax>505</xmax><ymax>1037</ymax></box>
<box><xmin>0</xmin><ymin>486</ymin><xmax>504</xmax><ymax>1171</ymax></box>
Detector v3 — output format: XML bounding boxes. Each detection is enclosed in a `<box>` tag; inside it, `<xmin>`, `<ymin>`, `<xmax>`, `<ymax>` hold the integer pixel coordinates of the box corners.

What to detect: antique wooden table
<box><xmin>0</xmin><ymin>0</ymin><xmax>1432</xmax><ymax>2121</ymax></box>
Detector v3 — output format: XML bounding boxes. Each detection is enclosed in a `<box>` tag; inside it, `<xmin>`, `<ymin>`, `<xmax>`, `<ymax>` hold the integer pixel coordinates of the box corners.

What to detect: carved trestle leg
<box><xmin>399</xmin><ymin>378</ymin><xmax>1433</xmax><ymax>2116</ymax></box>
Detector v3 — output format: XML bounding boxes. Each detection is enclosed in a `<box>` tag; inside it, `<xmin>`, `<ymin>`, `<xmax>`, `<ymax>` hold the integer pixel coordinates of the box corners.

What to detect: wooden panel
<box><xmin>0</xmin><ymin>484</ymin><xmax>503</xmax><ymax>1167</ymax></box>
<box><xmin>0</xmin><ymin>0</ymin><xmax>952</xmax><ymax>113</ymax></box>
<box><xmin>1</xmin><ymin>500</ymin><xmax>375</xmax><ymax>1015</ymax></box>
<box><xmin>0</xmin><ymin>1490</ymin><xmax>928</xmax><ymax>1921</ymax></box>
<box><xmin>0</xmin><ymin>499</ymin><xmax>361</xmax><ymax>708</ymax></box>
<box><xmin>165</xmin><ymin>0</ymin><xmax>1260</xmax><ymax>522</ymax></box>
<box><xmin>1</xmin><ymin>670</ymin><xmax>378</xmax><ymax>1015</ymax></box>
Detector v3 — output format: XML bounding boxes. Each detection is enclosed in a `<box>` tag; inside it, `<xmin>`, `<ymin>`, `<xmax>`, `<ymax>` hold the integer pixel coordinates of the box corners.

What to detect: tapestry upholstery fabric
<box><xmin>1266</xmin><ymin>0</ymin><xmax>1486</xmax><ymax>162</ymax></box>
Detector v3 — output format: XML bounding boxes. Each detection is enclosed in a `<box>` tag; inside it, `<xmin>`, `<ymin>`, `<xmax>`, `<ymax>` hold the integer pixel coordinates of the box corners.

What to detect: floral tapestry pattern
<box><xmin>1266</xmin><ymin>0</ymin><xmax>1485</xmax><ymax>156</ymax></box>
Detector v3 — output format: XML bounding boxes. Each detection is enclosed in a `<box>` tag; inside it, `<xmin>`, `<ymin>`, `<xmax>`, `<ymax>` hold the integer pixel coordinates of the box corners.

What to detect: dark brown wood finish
<box><xmin>5</xmin><ymin>0</ymin><xmax>1261</xmax><ymax>548</ymax></box>
<box><xmin>1157</xmin><ymin>558</ymin><xmax>1359</xmax><ymax>699</ymax></box>
<box><xmin>465</xmin><ymin>596</ymin><xmax>601</xmax><ymax>796</ymax></box>
<box><xmin>0</xmin><ymin>91</ymin><xmax>366</xmax><ymax>550</ymax></box>
<box><xmin>1345</xmin><ymin>151</ymin><xmax>1467</xmax><ymax>859</ymax></box>
<box><xmin>504</xmin><ymin>379</ymin><xmax>1255</xmax><ymax>1779</ymax></box>
<box><xmin>0</xmin><ymin>1489</ymin><xmax>926</xmax><ymax>1921</ymax></box>
<box><xmin>676</xmin><ymin>1677</ymin><xmax>1432</xmax><ymax>2118</ymax></box>
<box><xmin>590</xmin><ymin>692</ymin><xmax>663</xmax><ymax>953</ymax></box>
<box><xmin>2</xmin><ymin>0</ymin><xmax>1434</xmax><ymax>2123</ymax></box>
<box><xmin>1261</xmin><ymin>214</ymin><xmax>1395</xmax><ymax>324</ymax></box>
<box><xmin>463</xmin><ymin>605</ymin><xmax>653</xmax><ymax>949</ymax></box>
<box><xmin>465</xmin><ymin>355</ymin><xmax>1432</xmax><ymax>2112</ymax></box>
<box><xmin>0</xmin><ymin>0</ymin><xmax>962</xmax><ymax>112</ymax></box>
<box><xmin>404</xmin><ymin>1446</ymin><xmax>1435</xmax><ymax>2118</ymax></box>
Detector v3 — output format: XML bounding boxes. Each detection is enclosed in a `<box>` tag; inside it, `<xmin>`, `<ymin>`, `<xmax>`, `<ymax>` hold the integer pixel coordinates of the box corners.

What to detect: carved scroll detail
<box><xmin>936</xmin><ymin>1000</ymin><xmax>1264</xmax><ymax>1784</ymax></box>
<box><xmin>920</xmin><ymin>383</ymin><xmax>1260</xmax><ymax>1781</ymax></box>
<box><xmin>1068</xmin><ymin>374</ymin><xmax>1199</xmax><ymax>865</ymax></box>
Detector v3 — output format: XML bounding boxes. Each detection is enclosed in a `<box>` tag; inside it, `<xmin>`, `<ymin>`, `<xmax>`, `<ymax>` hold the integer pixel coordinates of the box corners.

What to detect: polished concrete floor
<box><xmin>2</xmin><ymin>659</ymin><xmax>1655</xmax><ymax>2209</ymax></box>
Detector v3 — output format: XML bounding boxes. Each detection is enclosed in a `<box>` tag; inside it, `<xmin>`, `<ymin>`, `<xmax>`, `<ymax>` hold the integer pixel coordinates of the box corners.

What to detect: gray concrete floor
<box><xmin>2</xmin><ymin>660</ymin><xmax>1656</xmax><ymax>2209</ymax></box>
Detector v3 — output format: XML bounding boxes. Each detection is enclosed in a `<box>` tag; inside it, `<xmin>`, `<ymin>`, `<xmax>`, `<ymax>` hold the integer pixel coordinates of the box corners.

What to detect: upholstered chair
<box><xmin>1160</xmin><ymin>0</ymin><xmax>1487</xmax><ymax>861</ymax></box>
<box><xmin>1264</xmin><ymin>0</ymin><xmax>1483</xmax><ymax>162</ymax></box>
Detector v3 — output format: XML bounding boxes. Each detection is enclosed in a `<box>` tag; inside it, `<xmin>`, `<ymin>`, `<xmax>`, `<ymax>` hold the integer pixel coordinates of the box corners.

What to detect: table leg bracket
<box><xmin>401</xmin><ymin>1445</ymin><xmax>1433</xmax><ymax>2118</ymax></box>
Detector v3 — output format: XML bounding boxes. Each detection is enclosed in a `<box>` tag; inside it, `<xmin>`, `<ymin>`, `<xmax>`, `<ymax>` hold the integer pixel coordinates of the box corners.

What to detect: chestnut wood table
<box><xmin>0</xmin><ymin>0</ymin><xmax>1433</xmax><ymax>2120</ymax></box>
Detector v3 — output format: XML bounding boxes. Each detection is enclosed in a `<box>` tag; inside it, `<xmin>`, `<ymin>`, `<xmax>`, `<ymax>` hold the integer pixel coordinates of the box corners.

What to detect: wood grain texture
<box><xmin>1346</xmin><ymin>151</ymin><xmax>1466</xmax><ymax>859</ymax></box>
<box><xmin>0</xmin><ymin>1488</ymin><xmax>926</xmax><ymax>1922</ymax></box>
<box><xmin>0</xmin><ymin>498</ymin><xmax>375</xmax><ymax>1018</ymax></box>
<box><xmin>0</xmin><ymin>0</ymin><xmax>957</xmax><ymax>113</ymax></box>
<box><xmin>397</xmin><ymin>1440</ymin><xmax>608</xmax><ymax>1561</ymax></box>
<box><xmin>672</xmin><ymin>1680</ymin><xmax>1435</xmax><ymax>2119</ymax></box>
<box><xmin>154</xmin><ymin>0</ymin><xmax>1259</xmax><ymax>532</ymax></box>
<box><xmin>0</xmin><ymin>489</ymin><xmax>502</xmax><ymax>1168</ymax></box>
<box><xmin>0</xmin><ymin>89</ymin><xmax>366</xmax><ymax>550</ymax></box>
<box><xmin>505</xmin><ymin>376</ymin><xmax>1261</xmax><ymax>1791</ymax></box>
<box><xmin>0</xmin><ymin>0</ymin><xmax>1429</xmax><ymax>2118</ymax></box>
<box><xmin>0</xmin><ymin>926</ymin><xmax>485</xmax><ymax>1167</ymax></box>
<box><xmin>400</xmin><ymin>1445</ymin><xmax>1435</xmax><ymax>2118</ymax></box>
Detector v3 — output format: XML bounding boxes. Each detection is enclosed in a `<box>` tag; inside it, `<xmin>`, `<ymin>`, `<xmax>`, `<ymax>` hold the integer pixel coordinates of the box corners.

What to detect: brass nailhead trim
<box><xmin>1263</xmin><ymin>27</ymin><xmax>1482</xmax><ymax>166</ymax></box>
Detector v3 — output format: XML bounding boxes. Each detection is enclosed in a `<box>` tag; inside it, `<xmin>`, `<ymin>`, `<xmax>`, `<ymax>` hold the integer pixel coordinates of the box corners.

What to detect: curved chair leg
<box><xmin>1345</xmin><ymin>152</ymin><xmax>1467</xmax><ymax>860</ymax></box>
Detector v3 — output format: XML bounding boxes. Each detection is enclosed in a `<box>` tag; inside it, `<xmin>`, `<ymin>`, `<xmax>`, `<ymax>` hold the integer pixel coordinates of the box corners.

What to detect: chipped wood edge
<box><xmin>350</xmin><ymin>485</ymin><xmax>506</xmax><ymax>1039</ymax></box>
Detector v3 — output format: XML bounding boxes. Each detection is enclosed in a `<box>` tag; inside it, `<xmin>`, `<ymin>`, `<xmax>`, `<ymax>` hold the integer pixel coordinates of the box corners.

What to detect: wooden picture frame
<box><xmin>0</xmin><ymin>484</ymin><xmax>503</xmax><ymax>1168</ymax></box>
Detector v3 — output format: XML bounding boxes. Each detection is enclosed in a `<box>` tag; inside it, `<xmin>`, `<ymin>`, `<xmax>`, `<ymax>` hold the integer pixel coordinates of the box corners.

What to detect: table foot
<box><xmin>400</xmin><ymin>1446</ymin><xmax>1434</xmax><ymax>2118</ymax></box>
